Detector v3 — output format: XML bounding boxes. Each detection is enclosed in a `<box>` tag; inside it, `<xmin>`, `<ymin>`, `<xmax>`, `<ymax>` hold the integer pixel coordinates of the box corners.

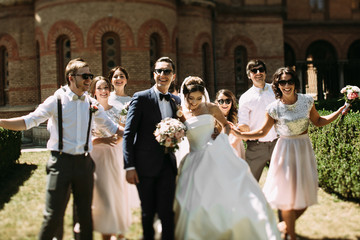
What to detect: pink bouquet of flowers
<box><xmin>338</xmin><ymin>85</ymin><xmax>360</xmax><ymax>122</ymax></box>
<box><xmin>153</xmin><ymin>117</ymin><xmax>186</xmax><ymax>152</ymax></box>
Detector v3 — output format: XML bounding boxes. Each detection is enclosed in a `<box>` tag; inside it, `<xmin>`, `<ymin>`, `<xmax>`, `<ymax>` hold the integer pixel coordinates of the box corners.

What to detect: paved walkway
<box><xmin>21</xmin><ymin>143</ymin><xmax>48</xmax><ymax>153</ymax></box>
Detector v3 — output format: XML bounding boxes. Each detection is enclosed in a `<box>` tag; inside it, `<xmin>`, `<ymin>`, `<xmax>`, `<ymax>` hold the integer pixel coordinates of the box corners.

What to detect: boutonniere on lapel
<box><xmin>90</xmin><ymin>103</ymin><xmax>99</xmax><ymax>115</ymax></box>
<box><xmin>172</xmin><ymin>98</ymin><xmax>185</xmax><ymax>121</ymax></box>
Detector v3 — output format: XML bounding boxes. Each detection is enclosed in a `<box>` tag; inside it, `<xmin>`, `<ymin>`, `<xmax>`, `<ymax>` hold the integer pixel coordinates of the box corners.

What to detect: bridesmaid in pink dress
<box><xmin>239</xmin><ymin>67</ymin><xmax>347</xmax><ymax>240</ymax></box>
<box><xmin>215</xmin><ymin>89</ymin><xmax>245</xmax><ymax>159</ymax></box>
<box><xmin>89</xmin><ymin>76</ymin><xmax>139</xmax><ymax>240</ymax></box>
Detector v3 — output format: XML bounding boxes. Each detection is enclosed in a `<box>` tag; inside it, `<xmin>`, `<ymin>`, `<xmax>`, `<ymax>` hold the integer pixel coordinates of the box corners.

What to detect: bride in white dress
<box><xmin>174</xmin><ymin>76</ymin><xmax>281</xmax><ymax>240</ymax></box>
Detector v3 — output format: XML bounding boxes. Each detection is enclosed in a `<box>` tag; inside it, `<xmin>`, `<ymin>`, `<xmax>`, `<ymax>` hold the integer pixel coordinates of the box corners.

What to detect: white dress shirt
<box><xmin>153</xmin><ymin>86</ymin><xmax>172</xmax><ymax>119</ymax></box>
<box><xmin>23</xmin><ymin>88</ymin><xmax>118</xmax><ymax>155</ymax></box>
<box><xmin>238</xmin><ymin>83</ymin><xmax>278</xmax><ymax>142</ymax></box>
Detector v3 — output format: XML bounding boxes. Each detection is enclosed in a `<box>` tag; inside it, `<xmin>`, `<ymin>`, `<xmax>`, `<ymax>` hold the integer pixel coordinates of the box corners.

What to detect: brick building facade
<box><xmin>0</xmin><ymin>0</ymin><xmax>360</xmax><ymax>121</ymax></box>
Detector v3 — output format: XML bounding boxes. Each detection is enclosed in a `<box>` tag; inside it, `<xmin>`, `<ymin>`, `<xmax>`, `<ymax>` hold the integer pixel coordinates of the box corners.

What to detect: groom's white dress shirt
<box><xmin>153</xmin><ymin>86</ymin><xmax>172</xmax><ymax>119</ymax></box>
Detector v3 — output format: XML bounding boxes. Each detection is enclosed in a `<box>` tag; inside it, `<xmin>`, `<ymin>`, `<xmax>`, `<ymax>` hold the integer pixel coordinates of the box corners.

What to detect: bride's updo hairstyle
<box><xmin>182</xmin><ymin>76</ymin><xmax>206</xmax><ymax>96</ymax></box>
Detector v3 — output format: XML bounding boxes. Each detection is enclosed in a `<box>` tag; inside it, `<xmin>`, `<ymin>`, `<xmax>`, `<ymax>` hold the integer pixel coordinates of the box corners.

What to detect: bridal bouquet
<box><xmin>119</xmin><ymin>101</ymin><xmax>130</xmax><ymax>124</ymax></box>
<box><xmin>154</xmin><ymin>117</ymin><xmax>186</xmax><ymax>152</ymax></box>
<box><xmin>338</xmin><ymin>85</ymin><xmax>360</xmax><ymax>123</ymax></box>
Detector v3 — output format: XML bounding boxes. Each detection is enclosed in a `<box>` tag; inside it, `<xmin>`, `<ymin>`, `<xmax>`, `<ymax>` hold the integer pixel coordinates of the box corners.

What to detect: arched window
<box><xmin>306</xmin><ymin>40</ymin><xmax>338</xmax><ymax>100</ymax></box>
<box><xmin>284</xmin><ymin>43</ymin><xmax>296</xmax><ymax>69</ymax></box>
<box><xmin>352</xmin><ymin>0</ymin><xmax>360</xmax><ymax>10</ymax></box>
<box><xmin>150</xmin><ymin>33</ymin><xmax>161</xmax><ymax>85</ymax></box>
<box><xmin>102</xmin><ymin>32</ymin><xmax>121</xmax><ymax>76</ymax></box>
<box><xmin>149</xmin><ymin>33</ymin><xmax>161</xmax><ymax>85</ymax></box>
<box><xmin>234</xmin><ymin>46</ymin><xmax>248</xmax><ymax>97</ymax></box>
<box><xmin>310</xmin><ymin>0</ymin><xmax>325</xmax><ymax>11</ymax></box>
<box><xmin>0</xmin><ymin>46</ymin><xmax>8</xmax><ymax>106</ymax></box>
<box><xmin>345</xmin><ymin>40</ymin><xmax>360</xmax><ymax>86</ymax></box>
<box><xmin>36</xmin><ymin>41</ymin><xmax>41</xmax><ymax>103</ymax></box>
<box><xmin>202</xmin><ymin>43</ymin><xmax>212</xmax><ymax>95</ymax></box>
<box><xmin>56</xmin><ymin>35</ymin><xmax>71</xmax><ymax>87</ymax></box>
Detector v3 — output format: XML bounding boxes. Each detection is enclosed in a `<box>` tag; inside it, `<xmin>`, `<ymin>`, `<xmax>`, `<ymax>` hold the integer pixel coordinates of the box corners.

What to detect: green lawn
<box><xmin>0</xmin><ymin>151</ymin><xmax>359</xmax><ymax>240</ymax></box>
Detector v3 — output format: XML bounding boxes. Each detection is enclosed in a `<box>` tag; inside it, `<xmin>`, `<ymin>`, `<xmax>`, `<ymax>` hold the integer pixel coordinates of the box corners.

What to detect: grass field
<box><xmin>0</xmin><ymin>151</ymin><xmax>359</xmax><ymax>240</ymax></box>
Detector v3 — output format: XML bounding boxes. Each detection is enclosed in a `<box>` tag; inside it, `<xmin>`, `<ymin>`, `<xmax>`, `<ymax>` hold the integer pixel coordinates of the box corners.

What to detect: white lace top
<box><xmin>92</xmin><ymin>106</ymin><xmax>121</xmax><ymax>138</ymax></box>
<box><xmin>108</xmin><ymin>92</ymin><xmax>131</xmax><ymax>110</ymax></box>
<box><xmin>266</xmin><ymin>93</ymin><xmax>314</xmax><ymax>136</ymax></box>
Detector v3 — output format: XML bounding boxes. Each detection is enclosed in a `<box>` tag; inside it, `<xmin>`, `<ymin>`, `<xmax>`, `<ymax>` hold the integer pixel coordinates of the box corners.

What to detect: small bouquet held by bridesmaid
<box><xmin>119</xmin><ymin>101</ymin><xmax>130</xmax><ymax>124</ymax></box>
<box><xmin>338</xmin><ymin>85</ymin><xmax>360</xmax><ymax>123</ymax></box>
<box><xmin>154</xmin><ymin>117</ymin><xmax>186</xmax><ymax>152</ymax></box>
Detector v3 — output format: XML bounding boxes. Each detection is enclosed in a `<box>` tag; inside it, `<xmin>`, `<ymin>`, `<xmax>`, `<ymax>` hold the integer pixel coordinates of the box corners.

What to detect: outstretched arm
<box><xmin>236</xmin><ymin>113</ymin><xmax>275</xmax><ymax>140</ymax></box>
<box><xmin>309</xmin><ymin>104</ymin><xmax>346</xmax><ymax>127</ymax></box>
<box><xmin>0</xmin><ymin>118</ymin><xmax>27</xmax><ymax>131</ymax></box>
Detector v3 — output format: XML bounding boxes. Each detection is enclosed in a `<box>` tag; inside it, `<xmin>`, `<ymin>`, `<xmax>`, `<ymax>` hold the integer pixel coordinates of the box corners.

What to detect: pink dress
<box><xmin>263</xmin><ymin>93</ymin><xmax>317</xmax><ymax>210</ymax></box>
<box><xmin>91</xmin><ymin>106</ymin><xmax>140</xmax><ymax>235</ymax></box>
<box><xmin>228</xmin><ymin>133</ymin><xmax>246</xmax><ymax>159</ymax></box>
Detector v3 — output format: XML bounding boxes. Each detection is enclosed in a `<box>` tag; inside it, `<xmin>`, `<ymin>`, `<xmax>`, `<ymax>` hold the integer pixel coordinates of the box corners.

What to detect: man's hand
<box><xmin>126</xmin><ymin>169</ymin><xmax>139</xmax><ymax>185</ymax></box>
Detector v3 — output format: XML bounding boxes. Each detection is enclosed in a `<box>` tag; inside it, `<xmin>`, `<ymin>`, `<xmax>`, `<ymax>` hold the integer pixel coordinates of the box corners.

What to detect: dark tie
<box><xmin>159</xmin><ymin>93</ymin><xmax>170</xmax><ymax>101</ymax></box>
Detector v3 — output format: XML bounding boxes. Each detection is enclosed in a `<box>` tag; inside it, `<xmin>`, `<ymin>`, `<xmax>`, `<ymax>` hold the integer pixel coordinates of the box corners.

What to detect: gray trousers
<box><xmin>245</xmin><ymin>139</ymin><xmax>277</xmax><ymax>181</ymax></box>
<box><xmin>38</xmin><ymin>151</ymin><xmax>94</xmax><ymax>240</ymax></box>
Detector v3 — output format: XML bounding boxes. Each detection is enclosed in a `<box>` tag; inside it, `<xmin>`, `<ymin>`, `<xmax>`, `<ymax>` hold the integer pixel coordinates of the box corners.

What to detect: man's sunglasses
<box><xmin>278</xmin><ymin>79</ymin><xmax>295</xmax><ymax>86</ymax></box>
<box><xmin>217</xmin><ymin>99</ymin><xmax>232</xmax><ymax>105</ymax></box>
<box><xmin>73</xmin><ymin>73</ymin><xmax>94</xmax><ymax>80</ymax></box>
<box><xmin>250</xmin><ymin>67</ymin><xmax>265</xmax><ymax>74</ymax></box>
<box><xmin>154</xmin><ymin>69</ymin><xmax>173</xmax><ymax>75</ymax></box>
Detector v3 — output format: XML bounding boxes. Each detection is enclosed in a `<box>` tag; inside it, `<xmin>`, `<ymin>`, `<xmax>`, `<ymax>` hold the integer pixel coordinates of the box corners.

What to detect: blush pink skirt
<box><xmin>263</xmin><ymin>134</ymin><xmax>318</xmax><ymax>210</ymax></box>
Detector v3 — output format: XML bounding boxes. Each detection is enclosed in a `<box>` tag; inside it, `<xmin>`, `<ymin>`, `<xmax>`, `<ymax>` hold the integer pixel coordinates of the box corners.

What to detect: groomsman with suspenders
<box><xmin>0</xmin><ymin>58</ymin><xmax>123</xmax><ymax>240</ymax></box>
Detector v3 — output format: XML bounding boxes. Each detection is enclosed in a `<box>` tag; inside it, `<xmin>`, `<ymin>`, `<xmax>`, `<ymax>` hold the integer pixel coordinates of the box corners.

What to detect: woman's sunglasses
<box><xmin>278</xmin><ymin>79</ymin><xmax>295</xmax><ymax>86</ymax></box>
<box><xmin>217</xmin><ymin>99</ymin><xmax>231</xmax><ymax>105</ymax></box>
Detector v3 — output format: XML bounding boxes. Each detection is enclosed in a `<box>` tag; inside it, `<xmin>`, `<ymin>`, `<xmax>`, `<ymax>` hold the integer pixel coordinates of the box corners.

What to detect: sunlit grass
<box><xmin>0</xmin><ymin>151</ymin><xmax>359</xmax><ymax>239</ymax></box>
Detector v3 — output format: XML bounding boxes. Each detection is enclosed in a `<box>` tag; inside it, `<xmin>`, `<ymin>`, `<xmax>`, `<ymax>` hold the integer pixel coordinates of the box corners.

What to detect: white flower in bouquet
<box><xmin>153</xmin><ymin>117</ymin><xmax>186</xmax><ymax>152</ymax></box>
<box><xmin>119</xmin><ymin>101</ymin><xmax>130</xmax><ymax>124</ymax></box>
<box><xmin>340</xmin><ymin>85</ymin><xmax>360</xmax><ymax>110</ymax></box>
<box><xmin>338</xmin><ymin>85</ymin><xmax>360</xmax><ymax>124</ymax></box>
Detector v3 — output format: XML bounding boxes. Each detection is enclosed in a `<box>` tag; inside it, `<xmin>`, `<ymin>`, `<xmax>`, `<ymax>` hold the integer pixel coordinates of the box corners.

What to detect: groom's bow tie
<box><xmin>159</xmin><ymin>93</ymin><xmax>171</xmax><ymax>101</ymax></box>
<box><xmin>72</xmin><ymin>95</ymin><xmax>86</xmax><ymax>101</ymax></box>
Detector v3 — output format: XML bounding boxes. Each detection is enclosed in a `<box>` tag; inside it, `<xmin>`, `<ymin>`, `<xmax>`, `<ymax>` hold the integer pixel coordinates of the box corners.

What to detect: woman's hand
<box><xmin>228</xmin><ymin>122</ymin><xmax>245</xmax><ymax>139</ymax></box>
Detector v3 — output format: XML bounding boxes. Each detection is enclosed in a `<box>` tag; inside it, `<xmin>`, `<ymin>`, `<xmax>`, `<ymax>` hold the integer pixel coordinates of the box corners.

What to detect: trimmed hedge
<box><xmin>0</xmin><ymin>128</ymin><xmax>22</xmax><ymax>173</ymax></box>
<box><xmin>309</xmin><ymin>110</ymin><xmax>360</xmax><ymax>201</ymax></box>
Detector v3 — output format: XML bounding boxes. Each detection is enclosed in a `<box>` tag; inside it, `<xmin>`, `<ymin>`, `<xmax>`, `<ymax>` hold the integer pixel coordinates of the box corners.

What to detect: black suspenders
<box><xmin>57</xmin><ymin>95</ymin><xmax>63</xmax><ymax>152</ymax></box>
<box><xmin>57</xmin><ymin>94</ymin><xmax>92</xmax><ymax>155</ymax></box>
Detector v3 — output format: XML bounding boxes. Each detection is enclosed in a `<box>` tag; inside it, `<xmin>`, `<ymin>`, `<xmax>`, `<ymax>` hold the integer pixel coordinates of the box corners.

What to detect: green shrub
<box><xmin>309</xmin><ymin>110</ymin><xmax>360</xmax><ymax>201</ymax></box>
<box><xmin>0</xmin><ymin>128</ymin><xmax>22</xmax><ymax>174</ymax></box>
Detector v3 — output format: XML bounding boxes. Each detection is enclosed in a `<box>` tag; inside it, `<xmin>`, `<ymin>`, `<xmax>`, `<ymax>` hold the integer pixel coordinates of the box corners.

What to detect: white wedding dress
<box><xmin>174</xmin><ymin>114</ymin><xmax>281</xmax><ymax>240</ymax></box>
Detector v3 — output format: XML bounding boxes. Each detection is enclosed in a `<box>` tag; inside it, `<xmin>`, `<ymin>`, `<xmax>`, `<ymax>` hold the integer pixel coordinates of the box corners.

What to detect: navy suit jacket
<box><xmin>123</xmin><ymin>87</ymin><xmax>181</xmax><ymax>177</ymax></box>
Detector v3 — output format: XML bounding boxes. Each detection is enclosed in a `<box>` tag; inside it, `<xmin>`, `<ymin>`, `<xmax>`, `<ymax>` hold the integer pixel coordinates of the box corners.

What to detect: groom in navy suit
<box><xmin>123</xmin><ymin>57</ymin><xmax>180</xmax><ymax>240</ymax></box>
